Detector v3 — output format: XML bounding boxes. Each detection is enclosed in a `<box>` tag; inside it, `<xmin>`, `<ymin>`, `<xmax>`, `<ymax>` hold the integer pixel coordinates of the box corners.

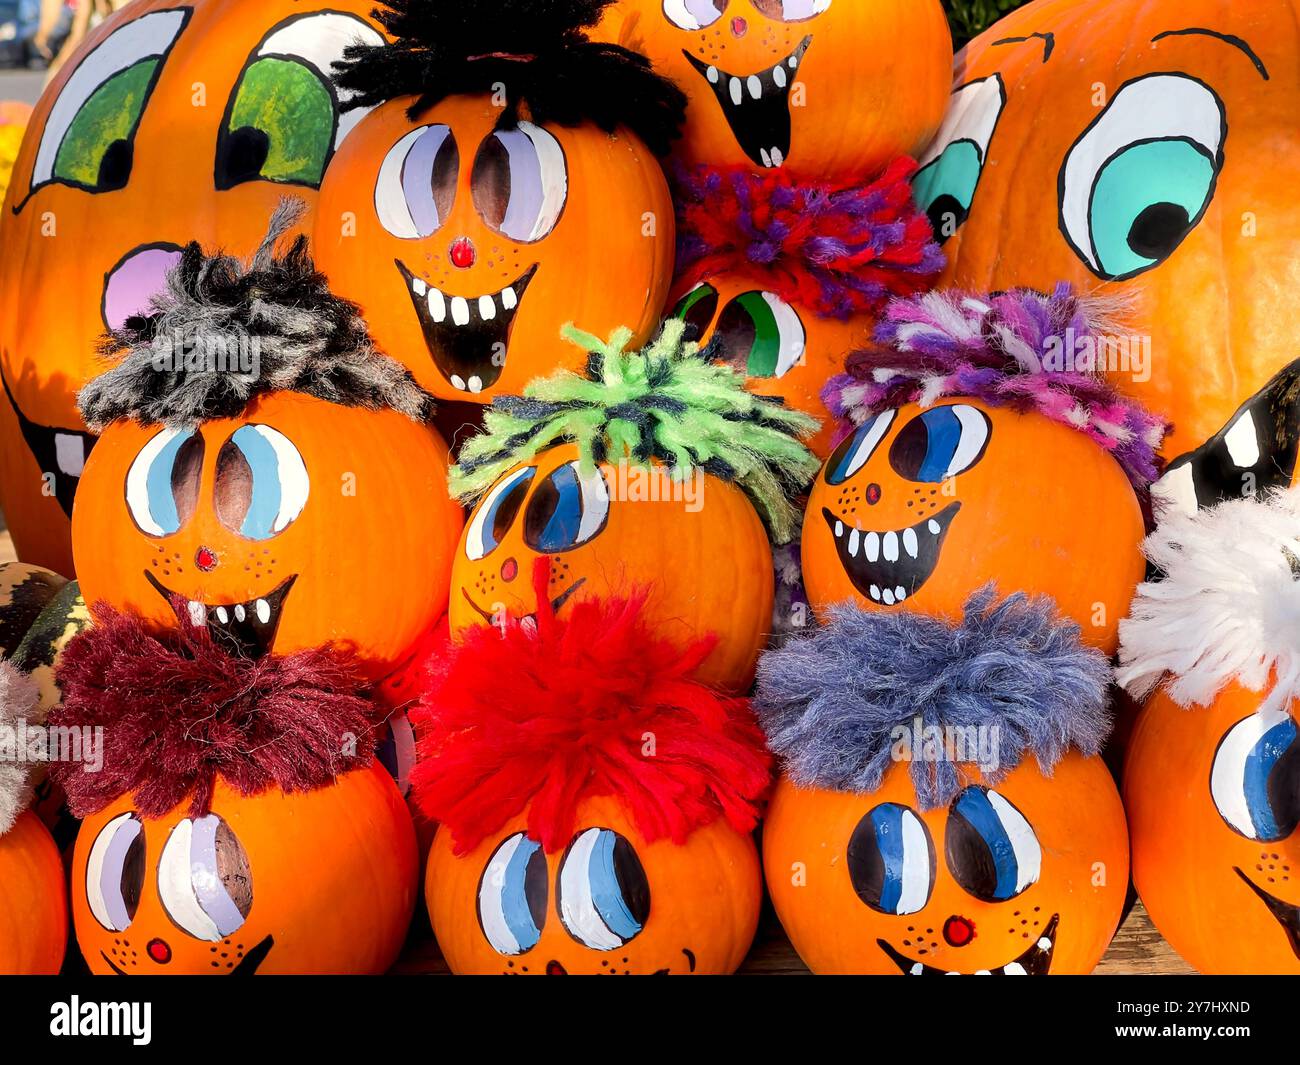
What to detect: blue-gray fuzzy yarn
<box><xmin>754</xmin><ymin>586</ymin><xmax>1112</xmax><ymax>809</ymax></box>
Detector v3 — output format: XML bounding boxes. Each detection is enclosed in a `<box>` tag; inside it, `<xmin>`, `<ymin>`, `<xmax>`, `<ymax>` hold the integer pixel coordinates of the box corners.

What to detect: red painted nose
<box><xmin>195</xmin><ymin>546</ymin><xmax>217</xmax><ymax>571</ymax></box>
<box><xmin>943</xmin><ymin>915</ymin><xmax>976</xmax><ymax>947</ymax></box>
<box><xmin>449</xmin><ymin>238</ymin><xmax>476</xmax><ymax>269</ymax></box>
<box><xmin>146</xmin><ymin>938</ymin><xmax>172</xmax><ymax>964</ymax></box>
<box><xmin>732</xmin><ymin>16</ymin><xmax>747</xmax><ymax>36</ymax></box>
<box><xmin>500</xmin><ymin>557</ymin><xmax>518</xmax><ymax>582</ymax></box>
<box><xmin>865</xmin><ymin>483</ymin><xmax>882</xmax><ymax>505</ymax></box>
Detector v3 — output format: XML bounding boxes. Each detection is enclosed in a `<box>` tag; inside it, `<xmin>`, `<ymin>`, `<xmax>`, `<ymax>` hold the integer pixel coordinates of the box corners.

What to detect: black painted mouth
<box><xmin>0</xmin><ymin>364</ymin><xmax>97</xmax><ymax>519</ymax></box>
<box><xmin>822</xmin><ymin>502</ymin><xmax>960</xmax><ymax>606</ymax></box>
<box><xmin>396</xmin><ymin>260</ymin><xmax>538</xmax><ymax>394</ymax></box>
<box><xmin>145</xmin><ymin>571</ymin><xmax>297</xmax><ymax>660</ymax></box>
<box><xmin>879</xmin><ymin>914</ymin><xmax>1060</xmax><ymax>975</ymax></box>
<box><xmin>460</xmin><ymin>577</ymin><xmax>587</xmax><ymax>631</ymax></box>
<box><xmin>683</xmin><ymin>36</ymin><xmax>812</xmax><ymax>169</ymax></box>
<box><xmin>1235</xmin><ymin>868</ymin><xmax>1300</xmax><ymax>959</ymax></box>
<box><xmin>100</xmin><ymin>934</ymin><xmax>274</xmax><ymax>975</ymax></box>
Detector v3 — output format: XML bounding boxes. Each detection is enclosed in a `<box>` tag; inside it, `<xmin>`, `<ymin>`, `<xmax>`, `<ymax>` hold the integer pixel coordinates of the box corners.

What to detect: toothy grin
<box><xmin>397</xmin><ymin>260</ymin><xmax>538</xmax><ymax>394</ymax></box>
<box><xmin>879</xmin><ymin>914</ymin><xmax>1060</xmax><ymax>975</ymax></box>
<box><xmin>1</xmin><ymin>364</ymin><xmax>97</xmax><ymax>518</ymax></box>
<box><xmin>683</xmin><ymin>37</ymin><xmax>812</xmax><ymax>169</ymax></box>
<box><xmin>1235</xmin><ymin>868</ymin><xmax>1300</xmax><ymax>959</ymax></box>
<box><xmin>145</xmin><ymin>571</ymin><xmax>297</xmax><ymax>659</ymax></box>
<box><xmin>822</xmin><ymin>502</ymin><xmax>960</xmax><ymax>605</ymax></box>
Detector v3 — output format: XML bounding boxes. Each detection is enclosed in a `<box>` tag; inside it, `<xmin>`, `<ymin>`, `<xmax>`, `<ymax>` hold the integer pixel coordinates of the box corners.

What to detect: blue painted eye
<box><xmin>85</xmin><ymin>812</ymin><xmax>145</xmax><ymax>932</ymax></box>
<box><xmin>847</xmin><ymin>803</ymin><xmax>935</xmax><ymax>916</ymax></box>
<box><xmin>124</xmin><ymin>428</ymin><xmax>204</xmax><ymax>537</ymax></box>
<box><xmin>1061</xmin><ymin>74</ymin><xmax>1224</xmax><ymax>281</ymax></box>
<box><xmin>946</xmin><ymin>786</ymin><xmax>1041</xmax><ymax>903</ymax></box>
<box><xmin>1211</xmin><ymin>710</ymin><xmax>1300</xmax><ymax>841</ymax></box>
<box><xmin>478</xmin><ymin>832</ymin><xmax>549</xmax><ymax>956</ymax></box>
<box><xmin>825</xmin><ymin>410</ymin><xmax>896</xmax><ymax>486</ymax></box>
<box><xmin>524</xmin><ymin>461</ymin><xmax>610</xmax><ymax>553</ymax></box>
<box><xmin>557</xmin><ymin>828</ymin><xmax>650</xmax><ymax>951</ymax></box>
<box><xmin>464</xmin><ymin>466</ymin><xmax>535</xmax><ymax>561</ymax></box>
<box><xmin>912</xmin><ymin>76</ymin><xmax>1005</xmax><ymax>243</ymax></box>
<box><xmin>214</xmin><ymin>425</ymin><xmax>310</xmax><ymax>540</ymax></box>
<box><xmin>889</xmin><ymin>405</ymin><xmax>990</xmax><ymax>483</ymax></box>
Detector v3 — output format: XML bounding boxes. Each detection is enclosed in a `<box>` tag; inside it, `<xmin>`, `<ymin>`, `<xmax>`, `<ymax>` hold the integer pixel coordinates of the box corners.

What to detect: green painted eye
<box><xmin>670</xmin><ymin>283</ymin><xmax>720</xmax><ymax>339</ymax></box>
<box><xmin>53</xmin><ymin>58</ymin><xmax>158</xmax><ymax>190</ymax></box>
<box><xmin>715</xmin><ymin>291</ymin><xmax>806</xmax><ymax>379</ymax></box>
<box><xmin>217</xmin><ymin>57</ymin><xmax>336</xmax><ymax>189</ymax></box>
<box><xmin>912</xmin><ymin>141</ymin><xmax>981</xmax><ymax>243</ymax></box>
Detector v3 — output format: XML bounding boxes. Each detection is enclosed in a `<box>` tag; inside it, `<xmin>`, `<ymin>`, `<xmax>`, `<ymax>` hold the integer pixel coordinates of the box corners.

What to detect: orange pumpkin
<box><xmin>595</xmin><ymin>0</ymin><xmax>952</xmax><ymax>177</ymax></box>
<box><xmin>72</xmin><ymin>766</ymin><xmax>416</xmax><ymax>975</ymax></box>
<box><xmin>921</xmin><ymin>0</ymin><xmax>1300</xmax><ymax>458</ymax></box>
<box><xmin>764</xmin><ymin>754</ymin><xmax>1128</xmax><ymax>974</ymax></box>
<box><xmin>73</xmin><ymin>391</ymin><xmax>462</xmax><ymax>681</ymax></box>
<box><xmin>0</xmin><ymin>810</ymin><xmax>68</xmax><ymax>975</ymax></box>
<box><xmin>0</xmin><ymin>0</ymin><xmax>385</xmax><ymax>576</ymax></box>
<box><xmin>427</xmin><ymin>794</ymin><xmax>760</xmax><ymax>975</ymax></box>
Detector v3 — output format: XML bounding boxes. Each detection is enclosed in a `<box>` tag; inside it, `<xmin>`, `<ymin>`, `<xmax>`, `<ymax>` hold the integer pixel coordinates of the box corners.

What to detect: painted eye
<box><xmin>376</xmin><ymin>711</ymin><xmax>418</xmax><ymax>799</ymax></box>
<box><xmin>670</xmin><ymin>283</ymin><xmax>720</xmax><ymax>340</ymax></box>
<box><xmin>85</xmin><ymin>812</ymin><xmax>146</xmax><ymax>933</ymax></box>
<box><xmin>663</xmin><ymin>0</ymin><xmax>727</xmax><ymax>31</ymax></box>
<box><xmin>214</xmin><ymin>425</ymin><xmax>309</xmax><ymax>540</ymax></box>
<box><xmin>478</xmin><ymin>833</ymin><xmax>549</xmax><ymax>956</ymax></box>
<box><xmin>124</xmin><ymin>428</ymin><xmax>204</xmax><ymax>538</ymax></box>
<box><xmin>465</xmin><ymin>466</ymin><xmax>535</xmax><ymax>562</ymax></box>
<box><xmin>1061</xmin><ymin>74</ymin><xmax>1225</xmax><ymax>281</ymax></box>
<box><xmin>1210</xmin><ymin>710</ymin><xmax>1300</xmax><ymax>841</ymax></box>
<box><xmin>751</xmin><ymin>0</ymin><xmax>832</xmax><ymax>22</ymax></box>
<box><xmin>946</xmin><ymin>786</ymin><xmax>1041</xmax><ymax>903</ymax></box>
<box><xmin>524</xmin><ymin>461</ymin><xmax>610</xmax><ymax>554</ymax></box>
<box><xmin>471</xmin><ymin>122</ymin><xmax>568</xmax><ymax>243</ymax></box>
<box><xmin>557</xmin><ymin>828</ymin><xmax>650</xmax><ymax>951</ymax></box>
<box><xmin>913</xmin><ymin>76</ymin><xmax>1005</xmax><ymax>243</ymax></box>
<box><xmin>825</xmin><ymin>410</ymin><xmax>896</xmax><ymax>486</ymax></box>
<box><xmin>157</xmin><ymin>814</ymin><xmax>253</xmax><ymax>941</ymax></box>
<box><xmin>847</xmin><ymin>803</ymin><xmax>936</xmax><ymax>916</ymax></box>
<box><xmin>375</xmin><ymin>125</ymin><xmax>459</xmax><ymax>240</ymax></box>
<box><xmin>216</xmin><ymin>12</ymin><xmax>384</xmax><ymax>190</ymax></box>
<box><xmin>713</xmin><ymin>291</ymin><xmax>806</xmax><ymax>379</ymax></box>
<box><xmin>28</xmin><ymin>9</ymin><xmax>188</xmax><ymax>197</ymax></box>
<box><xmin>889</xmin><ymin>405</ymin><xmax>990</xmax><ymax>483</ymax></box>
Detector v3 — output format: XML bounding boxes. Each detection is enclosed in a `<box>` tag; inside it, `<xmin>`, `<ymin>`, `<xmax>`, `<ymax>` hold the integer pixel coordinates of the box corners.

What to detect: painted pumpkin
<box><xmin>72</xmin><ymin>392</ymin><xmax>462</xmax><ymax>681</ymax></box>
<box><xmin>919</xmin><ymin>0</ymin><xmax>1300</xmax><ymax>457</ymax></box>
<box><xmin>595</xmin><ymin>0</ymin><xmax>952</xmax><ymax>177</ymax></box>
<box><xmin>0</xmin><ymin>0</ymin><xmax>385</xmax><ymax>576</ymax></box>
<box><xmin>72</xmin><ymin>766</ymin><xmax>416</xmax><ymax>975</ymax></box>
<box><xmin>0</xmin><ymin>810</ymin><xmax>68</xmax><ymax>974</ymax></box>
<box><xmin>803</xmin><ymin>397</ymin><xmax>1145</xmax><ymax>653</ymax></box>
<box><xmin>426</xmin><ymin>794</ymin><xmax>760</xmax><ymax>975</ymax></box>
<box><xmin>313</xmin><ymin>94</ymin><xmax>675</xmax><ymax>404</ymax></box>
<box><xmin>764</xmin><ymin>754</ymin><xmax>1128</xmax><ymax>974</ymax></box>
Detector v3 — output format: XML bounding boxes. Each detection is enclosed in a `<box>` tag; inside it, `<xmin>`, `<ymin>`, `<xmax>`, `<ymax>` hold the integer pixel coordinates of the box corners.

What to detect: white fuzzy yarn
<box><xmin>0</xmin><ymin>659</ymin><xmax>40</xmax><ymax>835</ymax></box>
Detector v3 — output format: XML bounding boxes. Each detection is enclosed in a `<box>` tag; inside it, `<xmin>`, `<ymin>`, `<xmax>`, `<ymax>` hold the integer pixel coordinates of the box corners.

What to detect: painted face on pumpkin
<box><xmin>72</xmin><ymin>393</ymin><xmax>463</xmax><ymax>680</ymax></box>
<box><xmin>595</xmin><ymin>0</ymin><xmax>951</xmax><ymax>177</ymax></box>
<box><xmin>802</xmin><ymin>399</ymin><xmax>1145</xmax><ymax>653</ymax></box>
<box><xmin>0</xmin><ymin>0</ymin><xmax>384</xmax><ymax>576</ymax></box>
<box><xmin>312</xmin><ymin>96</ymin><xmax>674</xmax><ymax>404</ymax></box>
<box><xmin>763</xmin><ymin>753</ymin><xmax>1129</xmax><ymax>975</ymax></box>
<box><xmin>919</xmin><ymin>0</ymin><xmax>1298</xmax><ymax>458</ymax></box>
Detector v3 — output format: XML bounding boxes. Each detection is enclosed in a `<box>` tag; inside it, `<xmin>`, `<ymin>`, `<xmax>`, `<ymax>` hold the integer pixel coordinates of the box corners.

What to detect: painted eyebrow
<box><xmin>1151</xmin><ymin>28</ymin><xmax>1270</xmax><ymax>80</ymax></box>
<box><xmin>991</xmin><ymin>31</ymin><xmax>1055</xmax><ymax>63</ymax></box>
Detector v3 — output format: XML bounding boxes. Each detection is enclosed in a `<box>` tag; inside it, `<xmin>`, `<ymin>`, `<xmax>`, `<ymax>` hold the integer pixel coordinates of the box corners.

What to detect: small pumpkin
<box><xmin>315</xmin><ymin>0</ymin><xmax>682</xmax><ymax>404</ymax></box>
<box><xmin>595</xmin><ymin>0</ymin><xmax>952</xmax><ymax>178</ymax></box>
<box><xmin>0</xmin><ymin>0</ymin><xmax>385</xmax><ymax>576</ymax></box>
<box><xmin>448</xmin><ymin>319</ymin><xmax>819</xmax><ymax>691</ymax></box>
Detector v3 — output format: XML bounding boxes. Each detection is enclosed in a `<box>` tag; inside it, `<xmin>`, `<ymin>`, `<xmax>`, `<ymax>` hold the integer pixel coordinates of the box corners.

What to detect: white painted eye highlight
<box><xmin>157</xmin><ymin>814</ymin><xmax>253</xmax><ymax>941</ymax></box>
<box><xmin>477</xmin><ymin>832</ymin><xmax>548</xmax><ymax>956</ymax></box>
<box><xmin>465</xmin><ymin>466</ymin><xmax>536</xmax><ymax>562</ymax></box>
<box><xmin>913</xmin><ymin>75</ymin><xmax>1006</xmax><ymax>242</ymax></box>
<box><xmin>663</xmin><ymin>0</ymin><xmax>727</xmax><ymax>31</ymax></box>
<box><xmin>86</xmin><ymin>812</ymin><xmax>146</xmax><ymax>932</ymax></box>
<box><xmin>556</xmin><ymin>828</ymin><xmax>650</xmax><ymax>951</ymax></box>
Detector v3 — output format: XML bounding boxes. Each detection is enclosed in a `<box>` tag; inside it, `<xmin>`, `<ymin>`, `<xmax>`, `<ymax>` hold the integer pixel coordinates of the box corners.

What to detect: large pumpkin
<box><xmin>920</xmin><ymin>0</ymin><xmax>1300</xmax><ymax>457</ymax></box>
<box><xmin>72</xmin><ymin>391</ymin><xmax>462</xmax><ymax>681</ymax></box>
<box><xmin>0</xmin><ymin>810</ymin><xmax>68</xmax><ymax>975</ymax></box>
<box><xmin>72</xmin><ymin>766</ymin><xmax>416</xmax><ymax>975</ymax></box>
<box><xmin>0</xmin><ymin>0</ymin><xmax>385</xmax><ymax>576</ymax></box>
<box><xmin>764</xmin><ymin>754</ymin><xmax>1128</xmax><ymax>974</ymax></box>
<box><xmin>595</xmin><ymin>0</ymin><xmax>952</xmax><ymax>177</ymax></box>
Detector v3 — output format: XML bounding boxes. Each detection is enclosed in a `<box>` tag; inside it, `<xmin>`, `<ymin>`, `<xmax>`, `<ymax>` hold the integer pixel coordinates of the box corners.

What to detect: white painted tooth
<box><xmin>729</xmin><ymin>77</ymin><xmax>743</xmax><ymax>106</ymax></box>
<box><xmin>883</xmin><ymin>531</ymin><xmax>899</xmax><ymax>562</ymax></box>
<box><xmin>520</xmin><ymin>615</ymin><xmax>539</xmax><ymax>638</ymax></box>
<box><xmin>747</xmin><ymin>75</ymin><xmax>762</xmax><ymax>99</ymax></box>
<box><xmin>788</xmin><ymin>55</ymin><xmax>799</xmax><ymax>69</ymax></box>
<box><xmin>910</xmin><ymin>963</ymin><xmax>923</xmax><ymax>976</ymax></box>
<box><xmin>834</xmin><ymin>520</ymin><xmax>844</xmax><ymax>538</ymax></box>
<box><xmin>215</xmin><ymin>607</ymin><xmax>229</xmax><ymax>624</ymax></box>
<box><xmin>770</xmin><ymin>147</ymin><xmax>784</xmax><ymax>167</ymax></box>
<box><xmin>428</xmin><ymin>288</ymin><xmax>446</xmax><ymax>323</ymax></box>
<box><xmin>468</xmin><ymin>376</ymin><xmax>483</xmax><ymax>394</ymax></box>
<box><xmin>478</xmin><ymin>294</ymin><xmax>497</xmax><ymax>321</ymax></box>
<box><xmin>706</xmin><ymin>65</ymin><xmax>720</xmax><ymax>84</ymax></box>
<box><xmin>975</xmin><ymin>970</ymin><xmax>992</xmax><ymax>976</ymax></box>
<box><xmin>903</xmin><ymin>527</ymin><xmax>919</xmax><ymax>559</ymax></box>
<box><xmin>188</xmin><ymin>602</ymin><xmax>205</xmax><ymax>627</ymax></box>
<box><xmin>870</xmin><ymin>585</ymin><xmax>881</xmax><ymax>602</ymax></box>
<box><xmin>895</xmin><ymin>586</ymin><xmax>906</xmax><ymax>602</ymax></box>
<box><xmin>501</xmin><ymin>286</ymin><xmax>518</xmax><ymax>311</ymax></box>
<box><xmin>412</xmin><ymin>277</ymin><xmax>427</xmax><ymax>297</ymax></box>
<box><xmin>928</xmin><ymin>519</ymin><xmax>941</xmax><ymax>535</ymax></box>
<box><xmin>773</xmin><ymin>65</ymin><xmax>788</xmax><ymax>89</ymax></box>
<box><xmin>760</xmin><ymin>148</ymin><xmax>773</xmax><ymax>168</ymax></box>
<box><xmin>450</xmin><ymin>296</ymin><xmax>471</xmax><ymax>326</ymax></box>
<box><xmin>255</xmin><ymin>599</ymin><xmax>271</xmax><ymax>625</ymax></box>
<box><xmin>945</xmin><ymin>971</ymin><xmax>960</xmax><ymax>976</ymax></box>
<box><xmin>1038</xmin><ymin>937</ymin><xmax>1053</xmax><ymax>951</ymax></box>
<box><xmin>234</xmin><ymin>604</ymin><xmax>246</xmax><ymax>622</ymax></box>
<box><xmin>450</xmin><ymin>374</ymin><xmax>467</xmax><ymax>391</ymax></box>
<box><xmin>847</xmin><ymin>529</ymin><xmax>860</xmax><ymax>557</ymax></box>
<box><xmin>883</xmin><ymin>589</ymin><xmax>896</xmax><ymax>605</ymax></box>
<box><xmin>1003</xmin><ymin>962</ymin><xmax>1027</xmax><ymax>976</ymax></box>
<box><xmin>865</xmin><ymin>532</ymin><xmax>880</xmax><ymax>562</ymax></box>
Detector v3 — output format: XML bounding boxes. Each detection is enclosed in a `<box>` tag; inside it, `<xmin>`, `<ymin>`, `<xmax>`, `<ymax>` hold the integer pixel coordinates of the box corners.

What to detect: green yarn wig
<box><xmin>450</xmin><ymin>320</ymin><xmax>820</xmax><ymax>543</ymax></box>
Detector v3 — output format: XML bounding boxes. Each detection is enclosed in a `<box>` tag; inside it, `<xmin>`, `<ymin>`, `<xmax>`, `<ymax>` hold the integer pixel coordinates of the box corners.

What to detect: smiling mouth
<box><xmin>145</xmin><ymin>571</ymin><xmax>297</xmax><ymax>660</ymax></box>
<box><xmin>397</xmin><ymin>260</ymin><xmax>538</xmax><ymax>395</ymax></box>
<box><xmin>100</xmin><ymin>934</ymin><xmax>275</xmax><ymax>976</ymax></box>
<box><xmin>461</xmin><ymin>577</ymin><xmax>587</xmax><ymax>632</ymax></box>
<box><xmin>879</xmin><ymin>914</ymin><xmax>1060</xmax><ymax>975</ymax></box>
<box><xmin>683</xmin><ymin>36</ymin><xmax>812</xmax><ymax>169</ymax></box>
<box><xmin>1235</xmin><ymin>868</ymin><xmax>1300</xmax><ymax>959</ymax></box>
<box><xmin>1</xmin><ymin>364</ymin><xmax>97</xmax><ymax>519</ymax></box>
<box><xmin>822</xmin><ymin>502</ymin><xmax>960</xmax><ymax>606</ymax></box>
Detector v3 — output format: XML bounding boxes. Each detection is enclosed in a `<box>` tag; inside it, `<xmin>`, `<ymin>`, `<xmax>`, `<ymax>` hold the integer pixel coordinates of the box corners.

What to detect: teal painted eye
<box><xmin>1061</xmin><ymin>74</ymin><xmax>1225</xmax><ymax>281</ymax></box>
